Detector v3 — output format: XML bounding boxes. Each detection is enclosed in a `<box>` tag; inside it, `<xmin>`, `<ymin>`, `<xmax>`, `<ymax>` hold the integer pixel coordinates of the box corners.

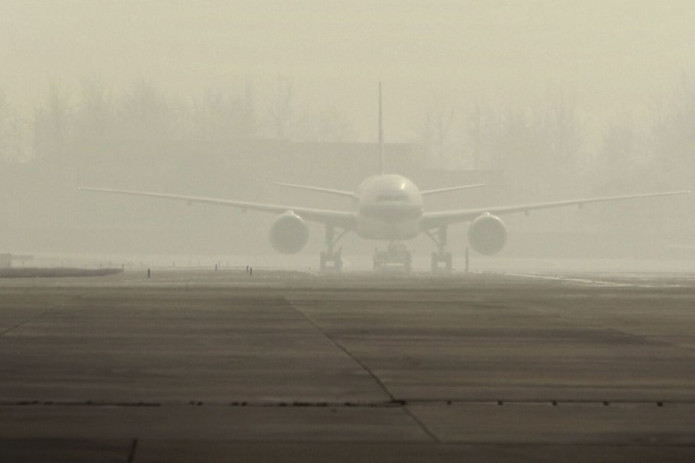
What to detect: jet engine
<box><xmin>468</xmin><ymin>213</ymin><xmax>507</xmax><ymax>255</ymax></box>
<box><xmin>269</xmin><ymin>211</ymin><xmax>309</xmax><ymax>254</ymax></box>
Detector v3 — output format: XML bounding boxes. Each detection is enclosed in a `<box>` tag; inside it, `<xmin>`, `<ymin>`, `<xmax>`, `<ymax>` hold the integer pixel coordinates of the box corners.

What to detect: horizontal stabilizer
<box><xmin>421</xmin><ymin>184</ymin><xmax>487</xmax><ymax>196</ymax></box>
<box><xmin>274</xmin><ymin>182</ymin><xmax>357</xmax><ymax>199</ymax></box>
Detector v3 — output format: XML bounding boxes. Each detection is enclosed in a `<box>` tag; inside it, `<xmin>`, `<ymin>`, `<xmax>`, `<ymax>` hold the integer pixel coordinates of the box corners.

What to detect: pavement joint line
<box><xmin>0</xmin><ymin>289</ymin><xmax>81</xmax><ymax>337</ymax></box>
<box><xmin>4</xmin><ymin>401</ymin><xmax>163</xmax><ymax>407</ymax></box>
<box><xmin>285</xmin><ymin>299</ymin><xmax>397</xmax><ymax>402</ymax></box>
<box><xmin>402</xmin><ymin>406</ymin><xmax>441</xmax><ymax>443</ymax></box>
<box><xmin>2</xmin><ymin>399</ymin><xmax>690</xmax><ymax>408</ymax></box>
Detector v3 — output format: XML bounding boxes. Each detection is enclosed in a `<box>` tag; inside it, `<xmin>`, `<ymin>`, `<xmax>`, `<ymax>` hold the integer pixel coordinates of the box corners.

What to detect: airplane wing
<box><xmin>79</xmin><ymin>187</ymin><xmax>356</xmax><ymax>229</ymax></box>
<box><xmin>421</xmin><ymin>190</ymin><xmax>690</xmax><ymax>230</ymax></box>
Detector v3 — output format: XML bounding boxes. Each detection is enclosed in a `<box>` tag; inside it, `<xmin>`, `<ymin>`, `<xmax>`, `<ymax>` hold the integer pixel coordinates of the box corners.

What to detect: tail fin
<box><xmin>378</xmin><ymin>82</ymin><xmax>384</xmax><ymax>174</ymax></box>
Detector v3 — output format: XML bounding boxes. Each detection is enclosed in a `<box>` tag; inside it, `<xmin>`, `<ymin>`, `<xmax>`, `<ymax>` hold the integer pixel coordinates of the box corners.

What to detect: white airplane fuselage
<box><xmin>353</xmin><ymin>174</ymin><xmax>423</xmax><ymax>241</ymax></box>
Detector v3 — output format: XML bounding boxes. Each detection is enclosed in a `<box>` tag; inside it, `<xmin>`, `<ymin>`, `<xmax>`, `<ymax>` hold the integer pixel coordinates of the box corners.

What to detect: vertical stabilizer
<box><xmin>378</xmin><ymin>82</ymin><xmax>384</xmax><ymax>174</ymax></box>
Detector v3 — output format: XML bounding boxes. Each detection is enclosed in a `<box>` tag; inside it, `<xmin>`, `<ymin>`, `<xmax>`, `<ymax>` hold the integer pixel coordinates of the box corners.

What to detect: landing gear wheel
<box><xmin>320</xmin><ymin>249</ymin><xmax>342</xmax><ymax>273</ymax></box>
<box><xmin>373</xmin><ymin>243</ymin><xmax>412</xmax><ymax>273</ymax></box>
<box><xmin>321</xmin><ymin>225</ymin><xmax>346</xmax><ymax>273</ymax></box>
<box><xmin>431</xmin><ymin>251</ymin><xmax>453</xmax><ymax>274</ymax></box>
<box><xmin>425</xmin><ymin>227</ymin><xmax>453</xmax><ymax>274</ymax></box>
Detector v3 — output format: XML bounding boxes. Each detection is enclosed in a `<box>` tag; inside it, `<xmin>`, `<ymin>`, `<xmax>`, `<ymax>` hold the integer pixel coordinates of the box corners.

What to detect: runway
<box><xmin>1</xmin><ymin>268</ymin><xmax>695</xmax><ymax>462</ymax></box>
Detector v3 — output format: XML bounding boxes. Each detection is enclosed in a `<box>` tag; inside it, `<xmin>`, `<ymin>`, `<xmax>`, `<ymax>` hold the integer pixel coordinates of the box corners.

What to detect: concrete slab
<box><xmin>132</xmin><ymin>441</ymin><xmax>695</xmax><ymax>463</ymax></box>
<box><xmin>0</xmin><ymin>406</ymin><xmax>428</xmax><ymax>441</ymax></box>
<box><xmin>289</xmin><ymin>294</ymin><xmax>695</xmax><ymax>401</ymax></box>
<box><xmin>0</xmin><ymin>439</ymin><xmax>133</xmax><ymax>463</ymax></box>
<box><xmin>409</xmin><ymin>402</ymin><xmax>695</xmax><ymax>444</ymax></box>
<box><xmin>0</xmin><ymin>291</ymin><xmax>387</xmax><ymax>404</ymax></box>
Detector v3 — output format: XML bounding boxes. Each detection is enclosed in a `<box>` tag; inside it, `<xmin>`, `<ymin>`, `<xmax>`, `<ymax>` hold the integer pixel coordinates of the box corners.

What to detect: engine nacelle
<box><xmin>468</xmin><ymin>213</ymin><xmax>507</xmax><ymax>255</ymax></box>
<box><xmin>269</xmin><ymin>211</ymin><xmax>309</xmax><ymax>254</ymax></box>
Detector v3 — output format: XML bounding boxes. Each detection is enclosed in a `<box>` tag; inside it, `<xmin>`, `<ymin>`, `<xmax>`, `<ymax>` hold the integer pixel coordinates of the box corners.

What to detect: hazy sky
<box><xmin>2</xmin><ymin>0</ymin><xmax>694</xmax><ymax>139</ymax></box>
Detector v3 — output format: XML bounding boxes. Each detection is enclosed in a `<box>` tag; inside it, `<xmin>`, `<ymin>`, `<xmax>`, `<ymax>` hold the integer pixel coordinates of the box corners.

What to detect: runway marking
<box><xmin>501</xmin><ymin>272</ymin><xmax>629</xmax><ymax>287</ymax></box>
<box><xmin>500</xmin><ymin>272</ymin><xmax>686</xmax><ymax>288</ymax></box>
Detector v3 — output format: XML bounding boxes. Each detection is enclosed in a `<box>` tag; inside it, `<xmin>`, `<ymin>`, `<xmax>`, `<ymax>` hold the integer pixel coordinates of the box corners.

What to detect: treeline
<box><xmin>418</xmin><ymin>85</ymin><xmax>695</xmax><ymax>197</ymax></box>
<box><xmin>1</xmin><ymin>78</ymin><xmax>694</xmax><ymax>196</ymax></box>
<box><xmin>18</xmin><ymin>79</ymin><xmax>354</xmax><ymax>166</ymax></box>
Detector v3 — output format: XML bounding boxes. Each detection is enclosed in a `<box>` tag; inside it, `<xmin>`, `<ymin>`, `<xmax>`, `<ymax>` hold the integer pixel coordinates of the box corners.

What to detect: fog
<box><xmin>1</xmin><ymin>1</ymin><xmax>694</xmax><ymax>270</ymax></box>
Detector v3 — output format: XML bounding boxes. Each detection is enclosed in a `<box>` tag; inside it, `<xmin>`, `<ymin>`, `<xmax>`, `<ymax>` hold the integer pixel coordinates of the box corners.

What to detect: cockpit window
<box><xmin>377</xmin><ymin>193</ymin><xmax>408</xmax><ymax>202</ymax></box>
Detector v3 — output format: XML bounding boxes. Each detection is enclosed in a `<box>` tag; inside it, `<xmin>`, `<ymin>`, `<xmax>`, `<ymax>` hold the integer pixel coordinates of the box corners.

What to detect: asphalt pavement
<box><xmin>1</xmin><ymin>268</ymin><xmax>694</xmax><ymax>462</ymax></box>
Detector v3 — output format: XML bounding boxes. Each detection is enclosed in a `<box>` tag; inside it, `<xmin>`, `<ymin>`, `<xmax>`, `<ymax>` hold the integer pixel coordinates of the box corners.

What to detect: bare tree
<box><xmin>316</xmin><ymin>104</ymin><xmax>354</xmax><ymax>142</ymax></box>
<box><xmin>464</xmin><ymin>104</ymin><xmax>488</xmax><ymax>169</ymax></box>
<box><xmin>0</xmin><ymin>93</ymin><xmax>16</xmax><ymax>162</ymax></box>
<box><xmin>651</xmin><ymin>75</ymin><xmax>695</xmax><ymax>187</ymax></box>
<box><xmin>116</xmin><ymin>79</ymin><xmax>181</xmax><ymax>143</ymax></box>
<box><xmin>417</xmin><ymin>92</ymin><xmax>457</xmax><ymax>168</ymax></box>
<box><xmin>292</xmin><ymin>103</ymin><xmax>355</xmax><ymax>142</ymax></box>
<box><xmin>33</xmin><ymin>82</ymin><xmax>73</xmax><ymax>164</ymax></box>
<box><xmin>268</xmin><ymin>76</ymin><xmax>294</xmax><ymax>140</ymax></box>
<box><xmin>191</xmin><ymin>84</ymin><xmax>258</xmax><ymax>141</ymax></box>
<box><xmin>544</xmin><ymin>97</ymin><xmax>583</xmax><ymax>170</ymax></box>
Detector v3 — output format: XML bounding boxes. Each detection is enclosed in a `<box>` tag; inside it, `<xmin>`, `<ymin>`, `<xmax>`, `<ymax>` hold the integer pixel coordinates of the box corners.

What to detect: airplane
<box><xmin>80</xmin><ymin>85</ymin><xmax>690</xmax><ymax>273</ymax></box>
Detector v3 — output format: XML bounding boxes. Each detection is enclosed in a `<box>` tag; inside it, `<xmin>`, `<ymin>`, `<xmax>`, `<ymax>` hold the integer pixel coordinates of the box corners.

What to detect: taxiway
<box><xmin>1</xmin><ymin>268</ymin><xmax>694</xmax><ymax>462</ymax></box>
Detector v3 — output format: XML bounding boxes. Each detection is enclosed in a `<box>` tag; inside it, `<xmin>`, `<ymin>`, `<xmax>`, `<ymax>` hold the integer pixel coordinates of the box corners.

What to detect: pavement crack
<box><xmin>286</xmin><ymin>299</ymin><xmax>396</xmax><ymax>402</ymax></box>
<box><xmin>523</xmin><ymin>301</ymin><xmax>695</xmax><ymax>356</ymax></box>
<box><xmin>0</xmin><ymin>294</ymin><xmax>81</xmax><ymax>337</ymax></box>
<box><xmin>0</xmin><ymin>309</ymin><xmax>50</xmax><ymax>337</ymax></box>
<box><xmin>127</xmin><ymin>438</ymin><xmax>138</xmax><ymax>463</ymax></box>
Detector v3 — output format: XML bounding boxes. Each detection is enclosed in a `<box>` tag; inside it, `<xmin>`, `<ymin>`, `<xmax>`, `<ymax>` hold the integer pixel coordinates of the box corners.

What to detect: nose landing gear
<box><xmin>320</xmin><ymin>248</ymin><xmax>342</xmax><ymax>272</ymax></box>
<box><xmin>373</xmin><ymin>242</ymin><xmax>412</xmax><ymax>272</ymax></box>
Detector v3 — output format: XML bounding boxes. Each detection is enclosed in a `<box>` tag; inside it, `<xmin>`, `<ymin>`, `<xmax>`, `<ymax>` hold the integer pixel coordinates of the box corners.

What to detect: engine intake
<box><xmin>269</xmin><ymin>211</ymin><xmax>309</xmax><ymax>254</ymax></box>
<box><xmin>468</xmin><ymin>213</ymin><xmax>507</xmax><ymax>255</ymax></box>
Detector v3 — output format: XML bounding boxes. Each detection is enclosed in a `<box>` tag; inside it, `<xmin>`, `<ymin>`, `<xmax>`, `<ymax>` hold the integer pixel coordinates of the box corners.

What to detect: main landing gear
<box><xmin>373</xmin><ymin>242</ymin><xmax>412</xmax><ymax>272</ymax></box>
<box><xmin>426</xmin><ymin>227</ymin><xmax>453</xmax><ymax>273</ymax></box>
<box><xmin>320</xmin><ymin>225</ymin><xmax>347</xmax><ymax>272</ymax></box>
